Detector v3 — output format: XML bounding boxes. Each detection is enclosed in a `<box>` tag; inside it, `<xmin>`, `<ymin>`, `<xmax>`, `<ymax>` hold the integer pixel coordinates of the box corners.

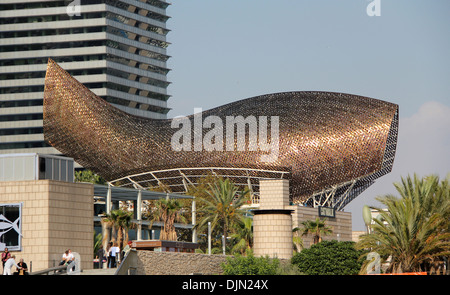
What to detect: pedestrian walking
<box><xmin>96</xmin><ymin>245</ymin><xmax>105</xmax><ymax>269</ymax></box>
<box><xmin>106</xmin><ymin>242</ymin><xmax>112</xmax><ymax>268</ymax></box>
<box><xmin>109</xmin><ymin>243</ymin><xmax>120</xmax><ymax>268</ymax></box>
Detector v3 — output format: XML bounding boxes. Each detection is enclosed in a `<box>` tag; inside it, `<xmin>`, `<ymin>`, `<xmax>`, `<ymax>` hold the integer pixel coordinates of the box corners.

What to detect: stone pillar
<box><xmin>259</xmin><ymin>179</ymin><xmax>290</xmax><ymax>210</ymax></box>
<box><xmin>253</xmin><ymin>179</ymin><xmax>293</xmax><ymax>259</ymax></box>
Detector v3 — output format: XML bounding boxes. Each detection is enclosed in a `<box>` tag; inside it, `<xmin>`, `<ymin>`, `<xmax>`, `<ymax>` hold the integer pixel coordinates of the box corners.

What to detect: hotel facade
<box><xmin>0</xmin><ymin>0</ymin><xmax>171</xmax><ymax>154</ymax></box>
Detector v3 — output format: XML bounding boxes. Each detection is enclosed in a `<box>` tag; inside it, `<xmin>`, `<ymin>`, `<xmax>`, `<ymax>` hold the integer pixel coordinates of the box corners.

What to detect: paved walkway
<box><xmin>80</xmin><ymin>268</ymin><xmax>117</xmax><ymax>275</ymax></box>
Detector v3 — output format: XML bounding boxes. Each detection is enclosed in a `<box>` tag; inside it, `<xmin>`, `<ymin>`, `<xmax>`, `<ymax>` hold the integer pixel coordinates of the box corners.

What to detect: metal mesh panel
<box><xmin>43</xmin><ymin>59</ymin><xmax>399</xmax><ymax>208</ymax></box>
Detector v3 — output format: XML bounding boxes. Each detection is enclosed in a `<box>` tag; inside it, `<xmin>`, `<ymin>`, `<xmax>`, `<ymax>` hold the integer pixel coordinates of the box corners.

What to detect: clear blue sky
<box><xmin>164</xmin><ymin>1</ymin><xmax>450</xmax><ymax>230</ymax></box>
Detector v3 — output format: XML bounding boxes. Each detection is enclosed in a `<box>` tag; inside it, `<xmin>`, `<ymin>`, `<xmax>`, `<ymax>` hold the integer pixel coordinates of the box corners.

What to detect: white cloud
<box><xmin>395</xmin><ymin>101</ymin><xmax>450</xmax><ymax>177</ymax></box>
<box><xmin>347</xmin><ymin>100</ymin><xmax>450</xmax><ymax>230</ymax></box>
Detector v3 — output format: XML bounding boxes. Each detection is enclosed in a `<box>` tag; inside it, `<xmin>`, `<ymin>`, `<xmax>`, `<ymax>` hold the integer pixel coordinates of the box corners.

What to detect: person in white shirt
<box><xmin>3</xmin><ymin>255</ymin><xmax>20</xmax><ymax>275</ymax></box>
<box><xmin>59</xmin><ymin>249</ymin><xmax>75</xmax><ymax>272</ymax></box>
<box><xmin>67</xmin><ymin>249</ymin><xmax>75</xmax><ymax>263</ymax></box>
<box><xmin>60</xmin><ymin>249</ymin><xmax>71</xmax><ymax>265</ymax></box>
<box><xmin>108</xmin><ymin>243</ymin><xmax>120</xmax><ymax>268</ymax></box>
<box><xmin>66</xmin><ymin>249</ymin><xmax>75</xmax><ymax>272</ymax></box>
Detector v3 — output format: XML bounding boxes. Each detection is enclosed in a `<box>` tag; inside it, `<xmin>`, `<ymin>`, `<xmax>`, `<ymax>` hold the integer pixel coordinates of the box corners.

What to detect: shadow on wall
<box><xmin>134</xmin><ymin>251</ymin><xmax>229</xmax><ymax>275</ymax></box>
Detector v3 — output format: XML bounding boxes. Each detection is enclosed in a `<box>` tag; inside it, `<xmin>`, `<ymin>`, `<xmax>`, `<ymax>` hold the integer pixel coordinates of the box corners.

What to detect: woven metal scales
<box><xmin>43</xmin><ymin>59</ymin><xmax>398</xmax><ymax>210</ymax></box>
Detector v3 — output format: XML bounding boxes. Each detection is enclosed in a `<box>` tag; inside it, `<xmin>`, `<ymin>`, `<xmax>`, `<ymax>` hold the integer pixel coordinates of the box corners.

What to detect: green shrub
<box><xmin>291</xmin><ymin>240</ymin><xmax>365</xmax><ymax>275</ymax></box>
<box><xmin>221</xmin><ymin>252</ymin><xmax>280</xmax><ymax>275</ymax></box>
<box><xmin>275</xmin><ymin>261</ymin><xmax>304</xmax><ymax>275</ymax></box>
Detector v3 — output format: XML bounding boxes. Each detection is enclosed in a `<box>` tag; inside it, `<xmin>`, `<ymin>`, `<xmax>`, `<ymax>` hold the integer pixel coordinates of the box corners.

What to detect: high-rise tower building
<box><xmin>0</xmin><ymin>0</ymin><xmax>171</xmax><ymax>154</ymax></box>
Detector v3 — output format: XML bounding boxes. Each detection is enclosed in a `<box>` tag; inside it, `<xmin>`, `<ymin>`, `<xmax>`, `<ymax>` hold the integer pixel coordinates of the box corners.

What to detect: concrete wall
<box><xmin>352</xmin><ymin>231</ymin><xmax>366</xmax><ymax>242</ymax></box>
<box><xmin>291</xmin><ymin>206</ymin><xmax>352</xmax><ymax>248</ymax></box>
<box><xmin>0</xmin><ymin>180</ymin><xmax>93</xmax><ymax>272</ymax></box>
<box><xmin>135</xmin><ymin>251</ymin><xmax>228</xmax><ymax>275</ymax></box>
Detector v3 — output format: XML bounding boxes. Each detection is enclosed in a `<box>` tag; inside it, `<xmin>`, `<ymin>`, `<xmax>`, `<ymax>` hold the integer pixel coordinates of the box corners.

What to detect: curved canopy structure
<box><xmin>43</xmin><ymin>59</ymin><xmax>398</xmax><ymax>209</ymax></box>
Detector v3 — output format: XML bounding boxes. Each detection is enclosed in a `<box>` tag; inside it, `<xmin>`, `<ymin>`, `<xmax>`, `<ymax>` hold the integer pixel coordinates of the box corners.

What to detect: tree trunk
<box><xmin>101</xmin><ymin>220</ymin><xmax>110</xmax><ymax>255</ymax></box>
<box><xmin>223</xmin><ymin>224</ymin><xmax>228</xmax><ymax>255</ymax></box>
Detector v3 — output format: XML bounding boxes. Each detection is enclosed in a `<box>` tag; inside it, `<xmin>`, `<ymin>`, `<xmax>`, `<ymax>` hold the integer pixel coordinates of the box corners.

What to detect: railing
<box><xmin>30</xmin><ymin>265</ymin><xmax>67</xmax><ymax>275</ymax></box>
<box><xmin>30</xmin><ymin>257</ymin><xmax>80</xmax><ymax>275</ymax></box>
<box><xmin>115</xmin><ymin>249</ymin><xmax>138</xmax><ymax>275</ymax></box>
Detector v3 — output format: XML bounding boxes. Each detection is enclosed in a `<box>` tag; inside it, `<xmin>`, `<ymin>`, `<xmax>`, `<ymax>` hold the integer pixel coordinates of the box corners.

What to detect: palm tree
<box><xmin>93</xmin><ymin>232</ymin><xmax>102</xmax><ymax>256</ymax></box>
<box><xmin>197</xmin><ymin>178</ymin><xmax>248</xmax><ymax>253</ymax></box>
<box><xmin>356</xmin><ymin>174</ymin><xmax>450</xmax><ymax>274</ymax></box>
<box><xmin>231</xmin><ymin>217</ymin><xmax>253</xmax><ymax>254</ymax></box>
<box><xmin>292</xmin><ymin>227</ymin><xmax>304</xmax><ymax>252</ymax></box>
<box><xmin>74</xmin><ymin>169</ymin><xmax>106</xmax><ymax>184</ymax></box>
<box><xmin>185</xmin><ymin>174</ymin><xmax>223</xmax><ymax>224</ymax></box>
<box><xmin>151</xmin><ymin>198</ymin><xmax>187</xmax><ymax>241</ymax></box>
<box><xmin>300</xmin><ymin>217</ymin><xmax>333</xmax><ymax>245</ymax></box>
<box><xmin>102</xmin><ymin>209</ymin><xmax>135</xmax><ymax>250</ymax></box>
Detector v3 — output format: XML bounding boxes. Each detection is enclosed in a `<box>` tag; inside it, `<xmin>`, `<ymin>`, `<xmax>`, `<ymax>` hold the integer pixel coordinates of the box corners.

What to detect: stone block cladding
<box><xmin>253</xmin><ymin>179</ymin><xmax>293</xmax><ymax>259</ymax></box>
<box><xmin>253</xmin><ymin>212</ymin><xmax>293</xmax><ymax>259</ymax></box>
<box><xmin>253</xmin><ymin>179</ymin><xmax>353</xmax><ymax>258</ymax></box>
<box><xmin>136</xmin><ymin>251</ymin><xmax>228</xmax><ymax>275</ymax></box>
<box><xmin>259</xmin><ymin>179</ymin><xmax>290</xmax><ymax>210</ymax></box>
<box><xmin>0</xmin><ymin>180</ymin><xmax>93</xmax><ymax>272</ymax></box>
<box><xmin>291</xmin><ymin>205</ymin><xmax>352</xmax><ymax>248</ymax></box>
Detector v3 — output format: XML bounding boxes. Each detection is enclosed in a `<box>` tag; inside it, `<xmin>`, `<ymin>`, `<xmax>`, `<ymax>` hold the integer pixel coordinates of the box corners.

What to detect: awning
<box><xmin>93</xmin><ymin>184</ymin><xmax>194</xmax><ymax>202</ymax></box>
